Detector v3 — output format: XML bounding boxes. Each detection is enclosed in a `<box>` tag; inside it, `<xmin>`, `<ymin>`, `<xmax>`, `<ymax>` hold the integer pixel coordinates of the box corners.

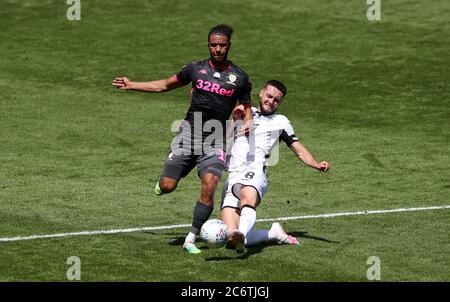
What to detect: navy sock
<box><xmin>191</xmin><ymin>201</ymin><xmax>213</xmax><ymax>235</ymax></box>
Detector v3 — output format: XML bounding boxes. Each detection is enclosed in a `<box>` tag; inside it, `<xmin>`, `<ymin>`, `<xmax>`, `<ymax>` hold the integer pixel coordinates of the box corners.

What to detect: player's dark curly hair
<box><xmin>208</xmin><ymin>24</ymin><xmax>234</xmax><ymax>41</ymax></box>
<box><xmin>264</xmin><ymin>80</ymin><xmax>287</xmax><ymax>96</ymax></box>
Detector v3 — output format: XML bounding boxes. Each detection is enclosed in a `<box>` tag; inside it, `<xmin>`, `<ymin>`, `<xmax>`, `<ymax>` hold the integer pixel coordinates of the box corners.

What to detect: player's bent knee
<box><xmin>201</xmin><ymin>175</ymin><xmax>219</xmax><ymax>192</ymax></box>
<box><xmin>201</xmin><ymin>183</ymin><xmax>217</xmax><ymax>200</ymax></box>
<box><xmin>160</xmin><ymin>178</ymin><xmax>178</xmax><ymax>193</ymax></box>
<box><xmin>203</xmin><ymin>180</ymin><xmax>218</xmax><ymax>191</ymax></box>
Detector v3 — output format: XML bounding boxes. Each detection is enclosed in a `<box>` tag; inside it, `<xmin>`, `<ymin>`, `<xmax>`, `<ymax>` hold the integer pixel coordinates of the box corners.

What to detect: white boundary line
<box><xmin>257</xmin><ymin>205</ymin><xmax>450</xmax><ymax>222</ymax></box>
<box><xmin>1</xmin><ymin>204</ymin><xmax>449</xmax><ymax>243</ymax></box>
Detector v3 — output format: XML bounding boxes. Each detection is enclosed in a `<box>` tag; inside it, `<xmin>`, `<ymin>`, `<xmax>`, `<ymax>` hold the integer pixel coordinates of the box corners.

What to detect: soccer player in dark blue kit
<box><xmin>112</xmin><ymin>25</ymin><xmax>253</xmax><ymax>254</ymax></box>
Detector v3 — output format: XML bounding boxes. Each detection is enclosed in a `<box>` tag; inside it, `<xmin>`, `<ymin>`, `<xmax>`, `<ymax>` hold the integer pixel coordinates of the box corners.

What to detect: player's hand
<box><xmin>316</xmin><ymin>161</ymin><xmax>330</xmax><ymax>172</ymax></box>
<box><xmin>232</xmin><ymin>104</ymin><xmax>245</xmax><ymax>121</ymax></box>
<box><xmin>112</xmin><ymin>76</ymin><xmax>133</xmax><ymax>90</ymax></box>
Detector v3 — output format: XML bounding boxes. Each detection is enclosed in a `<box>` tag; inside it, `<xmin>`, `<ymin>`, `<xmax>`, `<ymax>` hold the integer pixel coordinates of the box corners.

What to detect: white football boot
<box><xmin>270</xmin><ymin>223</ymin><xmax>300</xmax><ymax>245</ymax></box>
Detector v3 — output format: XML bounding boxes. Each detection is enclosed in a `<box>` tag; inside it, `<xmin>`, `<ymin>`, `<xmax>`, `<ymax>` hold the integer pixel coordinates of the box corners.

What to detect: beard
<box><xmin>259</xmin><ymin>104</ymin><xmax>275</xmax><ymax>116</ymax></box>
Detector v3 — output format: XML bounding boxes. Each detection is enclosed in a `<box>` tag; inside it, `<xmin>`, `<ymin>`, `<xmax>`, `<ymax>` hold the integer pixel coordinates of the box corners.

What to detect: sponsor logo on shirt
<box><xmin>195</xmin><ymin>79</ymin><xmax>235</xmax><ymax>97</ymax></box>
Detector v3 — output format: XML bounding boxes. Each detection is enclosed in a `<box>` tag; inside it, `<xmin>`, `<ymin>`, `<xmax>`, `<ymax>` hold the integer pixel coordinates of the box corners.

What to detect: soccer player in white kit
<box><xmin>221</xmin><ymin>80</ymin><xmax>330</xmax><ymax>252</ymax></box>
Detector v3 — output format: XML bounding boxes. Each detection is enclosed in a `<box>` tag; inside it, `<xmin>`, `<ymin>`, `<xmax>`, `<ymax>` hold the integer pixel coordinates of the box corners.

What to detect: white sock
<box><xmin>238</xmin><ymin>206</ymin><xmax>256</xmax><ymax>237</ymax></box>
<box><xmin>185</xmin><ymin>232</ymin><xmax>196</xmax><ymax>243</ymax></box>
<box><xmin>245</xmin><ymin>229</ymin><xmax>269</xmax><ymax>246</ymax></box>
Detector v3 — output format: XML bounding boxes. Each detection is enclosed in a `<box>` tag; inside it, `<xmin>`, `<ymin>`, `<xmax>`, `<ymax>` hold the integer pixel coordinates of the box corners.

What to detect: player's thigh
<box><xmin>239</xmin><ymin>186</ymin><xmax>259</xmax><ymax>208</ymax></box>
<box><xmin>231</xmin><ymin>167</ymin><xmax>267</xmax><ymax>206</ymax></box>
<box><xmin>162</xmin><ymin>149</ymin><xmax>197</xmax><ymax>180</ymax></box>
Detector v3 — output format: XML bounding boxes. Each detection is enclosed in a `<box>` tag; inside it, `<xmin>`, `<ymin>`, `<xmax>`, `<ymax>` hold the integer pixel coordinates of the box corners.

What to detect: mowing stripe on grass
<box><xmin>1</xmin><ymin>205</ymin><xmax>449</xmax><ymax>243</ymax></box>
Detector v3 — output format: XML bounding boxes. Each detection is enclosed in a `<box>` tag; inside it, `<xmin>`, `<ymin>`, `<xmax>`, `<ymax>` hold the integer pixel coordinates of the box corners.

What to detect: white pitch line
<box><xmin>257</xmin><ymin>205</ymin><xmax>450</xmax><ymax>222</ymax></box>
<box><xmin>1</xmin><ymin>205</ymin><xmax>449</xmax><ymax>243</ymax></box>
<box><xmin>0</xmin><ymin>224</ymin><xmax>190</xmax><ymax>243</ymax></box>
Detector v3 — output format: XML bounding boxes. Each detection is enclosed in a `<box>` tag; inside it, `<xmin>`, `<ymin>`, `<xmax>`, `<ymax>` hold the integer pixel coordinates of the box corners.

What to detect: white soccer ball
<box><xmin>200</xmin><ymin>219</ymin><xmax>228</xmax><ymax>246</ymax></box>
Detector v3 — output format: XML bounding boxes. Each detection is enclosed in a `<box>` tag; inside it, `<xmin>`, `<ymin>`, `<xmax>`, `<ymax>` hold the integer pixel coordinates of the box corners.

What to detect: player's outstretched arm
<box><xmin>289</xmin><ymin>141</ymin><xmax>330</xmax><ymax>172</ymax></box>
<box><xmin>112</xmin><ymin>75</ymin><xmax>184</xmax><ymax>92</ymax></box>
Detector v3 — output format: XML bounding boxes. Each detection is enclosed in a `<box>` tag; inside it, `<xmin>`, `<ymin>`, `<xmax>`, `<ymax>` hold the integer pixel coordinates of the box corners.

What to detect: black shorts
<box><xmin>161</xmin><ymin>147</ymin><xmax>226</xmax><ymax>181</ymax></box>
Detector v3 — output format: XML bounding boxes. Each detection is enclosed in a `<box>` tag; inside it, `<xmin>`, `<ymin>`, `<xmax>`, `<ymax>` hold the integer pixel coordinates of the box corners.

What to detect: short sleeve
<box><xmin>279</xmin><ymin>119</ymin><xmax>299</xmax><ymax>146</ymax></box>
<box><xmin>238</xmin><ymin>76</ymin><xmax>252</xmax><ymax>106</ymax></box>
<box><xmin>176</xmin><ymin>63</ymin><xmax>194</xmax><ymax>85</ymax></box>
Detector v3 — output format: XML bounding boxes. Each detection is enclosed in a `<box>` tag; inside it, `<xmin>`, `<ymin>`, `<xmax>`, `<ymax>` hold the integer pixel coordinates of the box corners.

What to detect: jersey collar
<box><xmin>256</xmin><ymin>110</ymin><xmax>275</xmax><ymax>117</ymax></box>
<box><xmin>208</xmin><ymin>59</ymin><xmax>232</xmax><ymax>72</ymax></box>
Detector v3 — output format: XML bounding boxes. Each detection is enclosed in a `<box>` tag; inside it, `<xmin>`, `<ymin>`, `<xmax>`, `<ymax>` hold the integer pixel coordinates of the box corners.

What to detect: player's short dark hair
<box><xmin>208</xmin><ymin>24</ymin><xmax>234</xmax><ymax>42</ymax></box>
<box><xmin>264</xmin><ymin>80</ymin><xmax>287</xmax><ymax>96</ymax></box>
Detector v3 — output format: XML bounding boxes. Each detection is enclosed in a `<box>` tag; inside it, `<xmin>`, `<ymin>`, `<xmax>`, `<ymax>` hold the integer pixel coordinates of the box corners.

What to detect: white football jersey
<box><xmin>227</xmin><ymin>107</ymin><xmax>299</xmax><ymax>172</ymax></box>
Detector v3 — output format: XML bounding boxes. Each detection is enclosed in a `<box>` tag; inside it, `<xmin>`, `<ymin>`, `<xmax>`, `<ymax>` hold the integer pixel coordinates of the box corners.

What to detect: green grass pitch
<box><xmin>0</xmin><ymin>0</ymin><xmax>449</xmax><ymax>281</ymax></box>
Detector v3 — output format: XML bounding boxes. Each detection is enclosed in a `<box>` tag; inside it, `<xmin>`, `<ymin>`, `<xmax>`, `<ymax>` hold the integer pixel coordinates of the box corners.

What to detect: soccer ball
<box><xmin>200</xmin><ymin>219</ymin><xmax>228</xmax><ymax>246</ymax></box>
